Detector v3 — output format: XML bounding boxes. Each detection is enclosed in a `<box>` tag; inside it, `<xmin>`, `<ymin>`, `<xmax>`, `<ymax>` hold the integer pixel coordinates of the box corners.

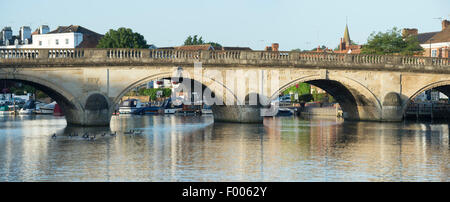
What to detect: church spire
<box><xmin>344</xmin><ymin>24</ymin><xmax>351</xmax><ymax>45</ymax></box>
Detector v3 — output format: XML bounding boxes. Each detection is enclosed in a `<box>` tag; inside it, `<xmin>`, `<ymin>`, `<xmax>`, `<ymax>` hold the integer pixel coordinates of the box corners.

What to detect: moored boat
<box><xmin>119</xmin><ymin>99</ymin><xmax>145</xmax><ymax>114</ymax></box>
<box><xmin>37</xmin><ymin>101</ymin><xmax>56</xmax><ymax>114</ymax></box>
<box><xmin>19</xmin><ymin>100</ymin><xmax>37</xmax><ymax>115</ymax></box>
<box><xmin>0</xmin><ymin>105</ymin><xmax>14</xmax><ymax>115</ymax></box>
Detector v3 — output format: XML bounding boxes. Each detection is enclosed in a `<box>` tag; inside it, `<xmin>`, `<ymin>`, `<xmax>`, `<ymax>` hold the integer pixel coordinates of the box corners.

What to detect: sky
<box><xmin>1</xmin><ymin>0</ymin><xmax>449</xmax><ymax>51</ymax></box>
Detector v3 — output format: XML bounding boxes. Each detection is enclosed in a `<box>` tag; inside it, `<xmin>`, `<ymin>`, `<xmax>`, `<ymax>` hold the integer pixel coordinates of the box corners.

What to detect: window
<box><xmin>65</xmin><ymin>39</ymin><xmax>69</xmax><ymax>44</ymax></box>
<box><xmin>431</xmin><ymin>49</ymin><xmax>437</xmax><ymax>57</ymax></box>
<box><xmin>39</xmin><ymin>41</ymin><xmax>42</xmax><ymax>46</ymax></box>
<box><xmin>55</xmin><ymin>39</ymin><xmax>59</xmax><ymax>45</ymax></box>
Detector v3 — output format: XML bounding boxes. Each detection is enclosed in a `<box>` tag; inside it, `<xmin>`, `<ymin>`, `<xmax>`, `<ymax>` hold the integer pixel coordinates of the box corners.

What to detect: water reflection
<box><xmin>0</xmin><ymin>115</ymin><xmax>448</xmax><ymax>181</ymax></box>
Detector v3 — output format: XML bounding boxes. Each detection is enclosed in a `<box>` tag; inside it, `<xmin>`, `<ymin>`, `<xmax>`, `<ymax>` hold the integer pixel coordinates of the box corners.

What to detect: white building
<box><xmin>0</xmin><ymin>25</ymin><xmax>103</xmax><ymax>49</ymax></box>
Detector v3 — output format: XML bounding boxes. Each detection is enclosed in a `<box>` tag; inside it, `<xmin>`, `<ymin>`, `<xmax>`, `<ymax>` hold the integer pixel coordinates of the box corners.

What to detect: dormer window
<box><xmin>55</xmin><ymin>39</ymin><xmax>59</xmax><ymax>45</ymax></box>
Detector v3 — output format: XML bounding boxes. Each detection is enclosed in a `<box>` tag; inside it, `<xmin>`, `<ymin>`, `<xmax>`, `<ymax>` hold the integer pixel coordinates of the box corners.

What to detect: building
<box><xmin>0</xmin><ymin>25</ymin><xmax>103</xmax><ymax>49</ymax></box>
<box><xmin>159</xmin><ymin>44</ymin><xmax>252</xmax><ymax>51</ymax></box>
<box><xmin>265</xmin><ymin>43</ymin><xmax>279</xmax><ymax>51</ymax></box>
<box><xmin>174</xmin><ymin>44</ymin><xmax>215</xmax><ymax>51</ymax></box>
<box><xmin>334</xmin><ymin>24</ymin><xmax>362</xmax><ymax>54</ymax></box>
<box><xmin>402</xmin><ymin>20</ymin><xmax>450</xmax><ymax>58</ymax></box>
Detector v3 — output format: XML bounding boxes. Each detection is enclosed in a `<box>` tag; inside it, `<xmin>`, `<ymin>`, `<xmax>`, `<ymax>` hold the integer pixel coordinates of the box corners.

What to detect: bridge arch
<box><xmin>405</xmin><ymin>80</ymin><xmax>450</xmax><ymax>104</ymax></box>
<box><xmin>113</xmin><ymin>71</ymin><xmax>240</xmax><ymax>106</ymax></box>
<box><xmin>402</xmin><ymin>80</ymin><xmax>450</xmax><ymax>116</ymax></box>
<box><xmin>0</xmin><ymin>73</ymin><xmax>84</xmax><ymax>125</ymax></box>
<box><xmin>272</xmin><ymin>74</ymin><xmax>382</xmax><ymax>121</ymax></box>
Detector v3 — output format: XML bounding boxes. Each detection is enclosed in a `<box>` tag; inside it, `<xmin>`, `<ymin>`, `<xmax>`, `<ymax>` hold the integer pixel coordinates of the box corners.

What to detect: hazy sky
<box><xmin>1</xmin><ymin>0</ymin><xmax>449</xmax><ymax>50</ymax></box>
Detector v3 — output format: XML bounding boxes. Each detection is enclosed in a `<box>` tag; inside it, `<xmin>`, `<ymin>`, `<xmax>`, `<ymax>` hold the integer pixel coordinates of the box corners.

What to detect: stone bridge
<box><xmin>0</xmin><ymin>48</ymin><xmax>449</xmax><ymax>126</ymax></box>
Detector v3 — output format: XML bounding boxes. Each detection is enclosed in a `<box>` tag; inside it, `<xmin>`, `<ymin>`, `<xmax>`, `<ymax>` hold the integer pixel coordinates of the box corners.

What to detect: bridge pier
<box><xmin>381</xmin><ymin>92</ymin><xmax>404</xmax><ymax>122</ymax></box>
<box><xmin>63</xmin><ymin>93</ymin><xmax>112</xmax><ymax>127</ymax></box>
<box><xmin>211</xmin><ymin>105</ymin><xmax>263</xmax><ymax>123</ymax></box>
<box><xmin>64</xmin><ymin>107</ymin><xmax>112</xmax><ymax>126</ymax></box>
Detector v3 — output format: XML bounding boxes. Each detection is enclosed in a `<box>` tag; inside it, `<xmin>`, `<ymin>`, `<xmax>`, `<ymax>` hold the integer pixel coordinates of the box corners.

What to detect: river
<box><xmin>0</xmin><ymin>115</ymin><xmax>448</xmax><ymax>181</ymax></box>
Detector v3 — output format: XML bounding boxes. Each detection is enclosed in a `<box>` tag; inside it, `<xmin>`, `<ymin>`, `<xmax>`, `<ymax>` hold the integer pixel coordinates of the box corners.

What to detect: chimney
<box><xmin>402</xmin><ymin>28</ymin><xmax>418</xmax><ymax>38</ymax></box>
<box><xmin>442</xmin><ymin>20</ymin><xmax>450</xmax><ymax>30</ymax></box>
<box><xmin>271</xmin><ymin>43</ymin><xmax>279</xmax><ymax>51</ymax></box>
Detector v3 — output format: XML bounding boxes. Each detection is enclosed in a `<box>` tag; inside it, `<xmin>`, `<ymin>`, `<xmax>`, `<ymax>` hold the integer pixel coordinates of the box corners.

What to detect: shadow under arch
<box><xmin>401</xmin><ymin>80</ymin><xmax>450</xmax><ymax>115</ymax></box>
<box><xmin>271</xmin><ymin>75</ymin><xmax>382</xmax><ymax>121</ymax></box>
<box><xmin>0</xmin><ymin>73</ymin><xmax>83</xmax><ymax>121</ymax></box>
<box><xmin>112</xmin><ymin>71</ymin><xmax>240</xmax><ymax>108</ymax></box>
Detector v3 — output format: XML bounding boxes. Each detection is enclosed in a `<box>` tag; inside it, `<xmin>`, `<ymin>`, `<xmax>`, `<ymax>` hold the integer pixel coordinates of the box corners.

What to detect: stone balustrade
<box><xmin>0</xmin><ymin>48</ymin><xmax>449</xmax><ymax>70</ymax></box>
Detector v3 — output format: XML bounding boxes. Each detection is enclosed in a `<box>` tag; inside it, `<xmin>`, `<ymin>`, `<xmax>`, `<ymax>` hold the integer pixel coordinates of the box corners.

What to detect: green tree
<box><xmin>135</xmin><ymin>88</ymin><xmax>172</xmax><ymax>101</ymax></box>
<box><xmin>283</xmin><ymin>83</ymin><xmax>311</xmax><ymax>96</ymax></box>
<box><xmin>183</xmin><ymin>35</ymin><xmax>222</xmax><ymax>48</ymax></box>
<box><xmin>97</xmin><ymin>27</ymin><xmax>149</xmax><ymax>48</ymax></box>
<box><xmin>361</xmin><ymin>27</ymin><xmax>423</xmax><ymax>55</ymax></box>
<box><xmin>291</xmin><ymin>48</ymin><xmax>302</xmax><ymax>52</ymax></box>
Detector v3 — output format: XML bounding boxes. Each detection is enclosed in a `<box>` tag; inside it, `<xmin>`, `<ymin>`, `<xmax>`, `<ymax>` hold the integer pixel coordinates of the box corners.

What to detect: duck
<box><xmin>110</xmin><ymin>131</ymin><xmax>117</xmax><ymax>136</ymax></box>
<box><xmin>102</xmin><ymin>133</ymin><xmax>106</xmax><ymax>137</ymax></box>
<box><xmin>89</xmin><ymin>134</ymin><xmax>96</xmax><ymax>141</ymax></box>
<box><xmin>51</xmin><ymin>133</ymin><xmax>57</xmax><ymax>139</ymax></box>
<box><xmin>134</xmin><ymin>130</ymin><xmax>142</xmax><ymax>135</ymax></box>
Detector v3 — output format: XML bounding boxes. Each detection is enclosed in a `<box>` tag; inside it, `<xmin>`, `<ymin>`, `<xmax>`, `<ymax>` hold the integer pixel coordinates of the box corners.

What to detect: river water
<box><xmin>0</xmin><ymin>114</ymin><xmax>448</xmax><ymax>182</ymax></box>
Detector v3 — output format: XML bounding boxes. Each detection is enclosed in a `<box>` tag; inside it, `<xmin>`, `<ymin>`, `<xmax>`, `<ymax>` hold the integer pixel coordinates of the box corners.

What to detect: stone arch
<box><xmin>113</xmin><ymin>71</ymin><xmax>240</xmax><ymax>107</ymax></box>
<box><xmin>401</xmin><ymin>80</ymin><xmax>450</xmax><ymax>116</ymax></box>
<box><xmin>272</xmin><ymin>74</ymin><xmax>382</xmax><ymax>121</ymax></box>
<box><xmin>405</xmin><ymin>80</ymin><xmax>450</xmax><ymax>105</ymax></box>
<box><xmin>0</xmin><ymin>73</ymin><xmax>83</xmax><ymax>124</ymax></box>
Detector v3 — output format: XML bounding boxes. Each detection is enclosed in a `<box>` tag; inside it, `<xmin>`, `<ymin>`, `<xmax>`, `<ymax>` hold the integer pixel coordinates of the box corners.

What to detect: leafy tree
<box><xmin>291</xmin><ymin>48</ymin><xmax>302</xmax><ymax>52</ymax></box>
<box><xmin>183</xmin><ymin>35</ymin><xmax>222</xmax><ymax>48</ymax></box>
<box><xmin>361</xmin><ymin>27</ymin><xmax>423</xmax><ymax>55</ymax></box>
<box><xmin>134</xmin><ymin>88</ymin><xmax>172</xmax><ymax>101</ymax></box>
<box><xmin>283</xmin><ymin>83</ymin><xmax>311</xmax><ymax>96</ymax></box>
<box><xmin>97</xmin><ymin>27</ymin><xmax>149</xmax><ymax>48</ymax></box>
<box><xmin>298</xmin><ymin>94</ymin><xmax>313</xmax><ymax>102</ymax></box>
<box><xmin>184</xmin><ymin>35</ymin><xmax>204</xmax><ymax>45</ymax></box>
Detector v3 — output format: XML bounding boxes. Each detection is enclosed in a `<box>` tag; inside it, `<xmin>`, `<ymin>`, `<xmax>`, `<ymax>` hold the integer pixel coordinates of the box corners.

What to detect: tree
<box><xmin>361</xmin><ymin>27</ymin><xmax>423</xmax><ymax>55</ymax></box>
<box><xmin>183</xmin><ymin>35</ymin><xmax>222</xmax><ymax>48</ymax></box>
<box><xmin>97</xmin><ymin>27</ymin><xmax>149</xmax><ymax>48</ymax></box>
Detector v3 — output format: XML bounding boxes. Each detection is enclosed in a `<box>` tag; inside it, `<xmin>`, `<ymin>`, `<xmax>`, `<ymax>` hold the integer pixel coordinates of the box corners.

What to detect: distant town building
<box><xmin>334</xmin><ymin>24</ymin><xmax>362</xmax><ymax>54</ymax></box>
<box><xmin>157</xmin><ymin>44</ymin><xmax>252</xmax><ymax>51</ymax></box>
<box><xmin>265</xmin><ymin>43</ymin><xmax>279</xmax><ymax>51</ymax></box>
<box><xmin>402</xmin><ymin>20</ymin><xmax>450</xmax><ymax>58</ymax></box>
<box><xmin>0</xmin><ymin>25</ymin><xmax>103</xmax><ymax>49</ymax></box>
<box><xmin>174</xmin><ymin>44</ymin><xmax>215</xmax><ymax>51</ymax></box>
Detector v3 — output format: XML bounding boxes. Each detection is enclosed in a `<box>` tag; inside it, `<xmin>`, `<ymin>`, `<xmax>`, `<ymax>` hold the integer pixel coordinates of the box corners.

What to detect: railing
<box><xmin>48</xmin><ymin>49</ymin><xmax>84</xmax><ymax>58</ymax></box>
<box><xmin>0</xmin><ymin>48</ymin><xmax>449</xmax><ymax>69</ymax></box>
<box><xmin>0</xmin><ymin>49</ymin><xmax>39</xmax><ymax>59</ymax></box>
<box><xmin>107</xmin><ymin>49</ymin><xmax>141</xmax><ymax>58</ymax></box>
<box><xmin>209</xmin><ymin>50</ymin><xmax>240</xmax><ymax>59</ymax></box>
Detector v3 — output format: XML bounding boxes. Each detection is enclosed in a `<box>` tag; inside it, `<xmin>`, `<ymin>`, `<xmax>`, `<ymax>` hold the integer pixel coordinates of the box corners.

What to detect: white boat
<box><xmin>36</xmin><ymin>101</ymin><xmax>56</xmax><ymax>114</ymax></box>
<box><xmin>119</xmin><ymin>99</ymin><xmax>145</xmax><ymax>114</ymax></box>
<box><xmin>164</xmin><ymin>108</ymin><xmax>182</xmax><ymax>114</ymax></box>
<box><xmin>19</xmin><ymin>100</ymin><xmax>37</xmax><ymax>115</ymax></box>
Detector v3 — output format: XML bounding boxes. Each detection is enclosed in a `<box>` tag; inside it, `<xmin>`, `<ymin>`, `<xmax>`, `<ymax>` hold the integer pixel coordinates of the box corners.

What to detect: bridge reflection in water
<box><xmin>0</xmin><ymin>115</ymin><xmax>448</xmax><ymax>181</ymax></box>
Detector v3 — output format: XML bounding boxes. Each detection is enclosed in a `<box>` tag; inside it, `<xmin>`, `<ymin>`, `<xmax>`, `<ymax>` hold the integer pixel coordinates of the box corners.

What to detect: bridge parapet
<box><xmin>1</xmin><ymin>48</ymin><xmax>449</xmax><ymax>71</ymax></box>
